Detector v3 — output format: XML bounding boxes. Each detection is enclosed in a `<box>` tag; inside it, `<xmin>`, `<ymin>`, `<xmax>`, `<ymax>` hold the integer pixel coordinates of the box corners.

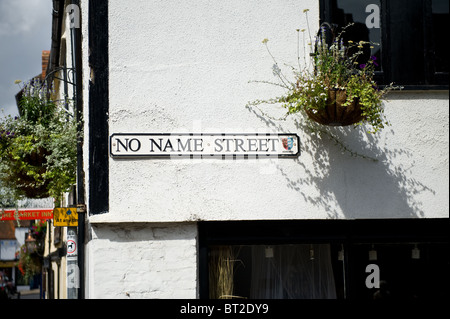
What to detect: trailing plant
<box><xmin>16</xmin><ymin>244</ymin><xmax>39</xmax><ymax>282</ymax></box>
<box><xmin>0</xmin><ymin>181</ymin><xmax>16</xmax><ymax>208</ymax></box>
<box><xmin>31</xmin><ymin>220</ymin><xmax>47</xmax><ymax>242</ymax></box>
<box><xmin>14</xmin><ymin>220</ymin><xmax>47</xmax><ymax>282</ymax></box>
<box><xmin>247</xmin><ymin>9</ymin><xmax>402</xmax><ymax>134</ymax></box>
<box><xmin>16</xmin><ymin>225</ymin><xmax>46</xmax><ymax>281</ymax></box>
<box><xmin>0</xmin><ymin>79</ymin><xmax>78</xmax><ymax>199</ymax></box>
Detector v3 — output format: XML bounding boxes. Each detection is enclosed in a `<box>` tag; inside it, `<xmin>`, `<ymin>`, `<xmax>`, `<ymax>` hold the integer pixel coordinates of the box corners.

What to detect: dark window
<box><xmin>320</xmin><ymin>0</ymin><xmax>449</xmax><ymax>89</ymax></box>
<box><xmin>199</xmin><ymin>219</ymin><xmax>449</xmax><ymax>300</ymax></box>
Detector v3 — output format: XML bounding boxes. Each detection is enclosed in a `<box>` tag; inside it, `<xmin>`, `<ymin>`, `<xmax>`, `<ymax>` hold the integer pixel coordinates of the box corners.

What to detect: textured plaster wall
<box><xmin>94</xmin><ymin>0</ymin><xmax>449</xmax><ymax>223</ymax></box>
<box><xmin>86</xmin><ymin>223</ymin><xmax>197</xmax><ymax>299</ymax></box>
<box><xmin>83</xmin><ymin>0</ymin><xmax>449</xmax><ymax>299</ymax></box>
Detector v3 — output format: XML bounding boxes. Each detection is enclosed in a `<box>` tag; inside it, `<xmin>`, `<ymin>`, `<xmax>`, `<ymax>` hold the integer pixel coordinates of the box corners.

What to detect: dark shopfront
<box><xmin>199</xmin><ymin>218</ymin><xmax>449</xmax><ymax>300</ymax></box>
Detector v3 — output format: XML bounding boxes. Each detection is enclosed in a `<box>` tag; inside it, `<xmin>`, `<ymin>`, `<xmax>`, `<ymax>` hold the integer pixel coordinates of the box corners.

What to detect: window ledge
<box><xmin>379</xmin><ymin>85</ymin><xmax>449</xmax><ymax>91</ymax></box>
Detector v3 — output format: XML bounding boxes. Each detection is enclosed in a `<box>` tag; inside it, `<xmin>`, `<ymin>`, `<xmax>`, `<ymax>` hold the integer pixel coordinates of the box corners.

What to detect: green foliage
<box><xmin>248</xmin><ymin>11</ymin><xmax>402</xmax><ymax>134</ymax></box>
<box><xmin>0</xmin><ymin>182</ymin><xmax>16</xmax><ymax>207</ymax></box>
<box><xmin>15</xmin><ymin>221</ymin><xmax>47</xmax><ymax>282</ymax></box>
<box><xmin>0</xmin><ymin>79</ymin><xmax>78</xmax><ymax>200</ymax></box>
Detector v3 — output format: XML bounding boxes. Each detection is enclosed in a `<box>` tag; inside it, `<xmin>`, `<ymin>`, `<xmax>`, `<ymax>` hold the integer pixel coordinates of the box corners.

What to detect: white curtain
<box><xmin>250</xmin><ymin>244</ymin><xmax>337</xmax><ymax>299</ymax></box>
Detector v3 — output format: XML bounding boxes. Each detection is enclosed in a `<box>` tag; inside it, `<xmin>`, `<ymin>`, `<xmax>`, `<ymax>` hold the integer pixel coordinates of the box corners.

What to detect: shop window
<box><xmin>208</xmin><ymin>244</ymin><xmax>339</xmax><ymax>299</ymax></box>
<box><xmin>320</xmin><ymin>0</ymin><xmax>449</xmax><ymax>88</ymax></box>
<box><xmin>199</xmin><ymin>219</ymin><xmax>449</xmax><ymax>300</ymax></box>
<box><xmin>349</xmin><ymin>242</ymin><xmax>449</xmax><ymax>300</ymax></box>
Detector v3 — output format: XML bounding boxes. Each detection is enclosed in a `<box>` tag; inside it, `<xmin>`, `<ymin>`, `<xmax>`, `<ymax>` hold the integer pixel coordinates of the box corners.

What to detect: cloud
<box><xmin>0</xmin><ymin>0</ymin><xmax>52</xmax><ymax>116</ymax></box>
<box><xmin>0</xmin><ymin>0</ymin><xmax>50</xmax><ymax>37</ymax></box>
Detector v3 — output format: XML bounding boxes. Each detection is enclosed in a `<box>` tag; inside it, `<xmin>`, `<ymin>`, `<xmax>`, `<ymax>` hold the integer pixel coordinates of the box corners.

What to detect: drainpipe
<box><xmin>70</xmin><ymin>0</ymin><xmax>86</xmax><ymax>299</ymax></box>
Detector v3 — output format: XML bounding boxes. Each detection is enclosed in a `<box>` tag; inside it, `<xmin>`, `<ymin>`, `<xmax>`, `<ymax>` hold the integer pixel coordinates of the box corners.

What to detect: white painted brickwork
<box><xmin>86</xmin><ymin>223</ymin><xmax>198</xmax><ymax>299</ymax></box>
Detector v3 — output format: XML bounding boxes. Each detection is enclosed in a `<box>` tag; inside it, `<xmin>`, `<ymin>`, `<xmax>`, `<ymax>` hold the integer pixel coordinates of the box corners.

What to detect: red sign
<box><xmin>66</xmin><ymin>240</ymin><xmax>77</xmax><ymax>254</ymax></box>
<box><xmin>0</xmin><ymin>209</ymin><xmax>54</xmax><ymax>221</ymax></box>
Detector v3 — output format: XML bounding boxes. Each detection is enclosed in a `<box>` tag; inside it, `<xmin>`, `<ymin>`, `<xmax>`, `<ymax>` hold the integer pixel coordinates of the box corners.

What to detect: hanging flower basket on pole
<box><xmin>7</xmin><ymin>146</ymin><xmax>52</xmax><ymax>199</ymax></box>
<box><xmin>0</xmin><ymin>79</ymin><xmax>77</xmax><ymax>200</ymax></box>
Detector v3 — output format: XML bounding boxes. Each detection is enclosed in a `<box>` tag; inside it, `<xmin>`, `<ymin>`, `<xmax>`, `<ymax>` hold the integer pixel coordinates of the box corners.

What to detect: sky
<box><xmin>0</xmin><ymin>0</ymin><xmax>52</xmax><ymax>117</ymax></box>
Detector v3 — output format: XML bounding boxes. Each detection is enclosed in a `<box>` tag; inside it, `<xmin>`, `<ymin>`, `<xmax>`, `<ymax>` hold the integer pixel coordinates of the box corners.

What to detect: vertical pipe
<box><xmin>66</xmin><ymin>227</ymin><xmax>78</xmax><ymax>298</ymax></box>
<box><xmin>48</xmin><ymin>219</ymin><xmax>53</xmax><ymax>299</ymax></box>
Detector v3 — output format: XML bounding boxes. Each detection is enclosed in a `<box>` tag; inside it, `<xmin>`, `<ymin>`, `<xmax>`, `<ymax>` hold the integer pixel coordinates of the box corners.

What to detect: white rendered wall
<box><xmin>90</xmin><ymin>0</ymin><xmax>449</xmax><ymax>223</ymax></box>
<box><xmin>82</xmin><ymin>0</ymin><xmax>449</xmax><ymax>299</ymax></box>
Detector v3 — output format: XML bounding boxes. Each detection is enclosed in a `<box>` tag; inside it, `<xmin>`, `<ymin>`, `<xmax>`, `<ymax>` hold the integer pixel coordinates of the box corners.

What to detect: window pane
<box><xmin>388</xmin><ymin>0</ymin><xmax>426</xmax><ymax>85</ymax></box>
<box><xmin>332</xmin><ymin>0</ymin><xmax>382</xmax><ymax>72</ymax></box>
<box><xmin>432</xmin><ymin>0</ymin><xmax>449</xmax><ymax>73</ymax></box>
<box><xmin>208</xmin><ymin>244</ymin><xmax>343</xmax><ymax>299</ymax></box>
<box><xmin>350</xmin><ymin>243</ymin><xmax>449</xmax><ymax>300</ymax></box>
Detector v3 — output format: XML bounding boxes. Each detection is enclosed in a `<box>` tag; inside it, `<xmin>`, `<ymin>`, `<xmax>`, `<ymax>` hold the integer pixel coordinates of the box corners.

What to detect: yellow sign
<box><xmin>53</xmin><ymin>207</ymin><xmax>78</xmax><ymax>227</ymax></box>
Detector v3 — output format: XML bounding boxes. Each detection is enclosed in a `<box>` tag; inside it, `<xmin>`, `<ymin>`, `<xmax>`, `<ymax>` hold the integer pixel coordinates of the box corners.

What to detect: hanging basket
<box><xmin>7</xmin><ymin>146</ymin><xmax>51</xmax><ymax>199</ymax></box>
<box><xmin>16</xmin><ymin>174</ymin><xmax>51</xmax><ymax>199</ymax></box>
<box><xmin>305</xmin><ymin>89</ymin><xmax>365</xmax><ymax>126</ymax></box>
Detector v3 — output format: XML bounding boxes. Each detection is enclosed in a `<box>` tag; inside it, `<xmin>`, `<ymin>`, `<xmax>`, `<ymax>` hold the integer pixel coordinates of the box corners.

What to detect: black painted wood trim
<box><xmin>88</xmin><ymin>0</ymin><xmax>109</xmax><ymax>215</ymax></box>
<box><xmin>199</xmin><ymin>219</ymin><xmax>449</xmax><ymax>246</ymax></box>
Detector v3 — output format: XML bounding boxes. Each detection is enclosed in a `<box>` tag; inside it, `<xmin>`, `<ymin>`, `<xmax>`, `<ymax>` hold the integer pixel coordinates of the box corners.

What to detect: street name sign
<box><xmin>110</xmin><ymin>133</ymin><xmax>300</xmax><ymax>158</ymax></box>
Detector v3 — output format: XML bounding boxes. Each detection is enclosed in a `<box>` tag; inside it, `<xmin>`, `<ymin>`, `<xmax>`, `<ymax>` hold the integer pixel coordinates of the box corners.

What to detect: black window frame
<box><xmin>320</xmin><ymin>0</ymin><xmax>449</xmax><ymax>90</ymax></box>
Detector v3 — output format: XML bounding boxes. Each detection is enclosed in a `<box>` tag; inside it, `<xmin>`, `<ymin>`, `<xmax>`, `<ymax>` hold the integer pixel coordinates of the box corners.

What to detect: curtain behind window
<box><xmin>250</xmin><ymin>244</ymin><xmax>337</xmax><ymax>299</ymax></box>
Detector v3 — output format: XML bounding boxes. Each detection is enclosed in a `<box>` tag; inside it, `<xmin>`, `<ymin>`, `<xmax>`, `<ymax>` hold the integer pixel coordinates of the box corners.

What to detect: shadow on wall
<box><xmin>247</xmin><ymin>107</ymin><xmax>436</xmax><ymax>219</ymax></box>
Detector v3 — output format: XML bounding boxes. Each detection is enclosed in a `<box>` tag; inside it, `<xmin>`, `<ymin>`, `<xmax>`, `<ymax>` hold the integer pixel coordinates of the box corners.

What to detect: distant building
<box><xmin>0</xmin><ymin>218</ymin><xmax>29</xmax><ymax>291</ymax></box>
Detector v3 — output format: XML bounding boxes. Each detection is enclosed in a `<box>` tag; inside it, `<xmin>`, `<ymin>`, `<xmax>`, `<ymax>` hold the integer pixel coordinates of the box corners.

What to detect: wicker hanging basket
<box><xmin>305</xmin><ymin>89</ymin><xmax>365</xmax><ymax>126</ymax></box>
<box><xmin>15</xmin><ymin>173</ymin><xmax>51</xmax><ymax>199</ymax></box>
<box><xmin>7</xmin><ymin>146</ymin><xmax>51</xmax><ymax>199</ymax></box>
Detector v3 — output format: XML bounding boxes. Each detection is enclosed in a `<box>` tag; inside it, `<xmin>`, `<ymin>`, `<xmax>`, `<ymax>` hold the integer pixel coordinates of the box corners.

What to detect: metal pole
<box><xmin>66</xmin><ymin>227</ymin><xmax>78</xmax><ymax>299</ymax></box>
